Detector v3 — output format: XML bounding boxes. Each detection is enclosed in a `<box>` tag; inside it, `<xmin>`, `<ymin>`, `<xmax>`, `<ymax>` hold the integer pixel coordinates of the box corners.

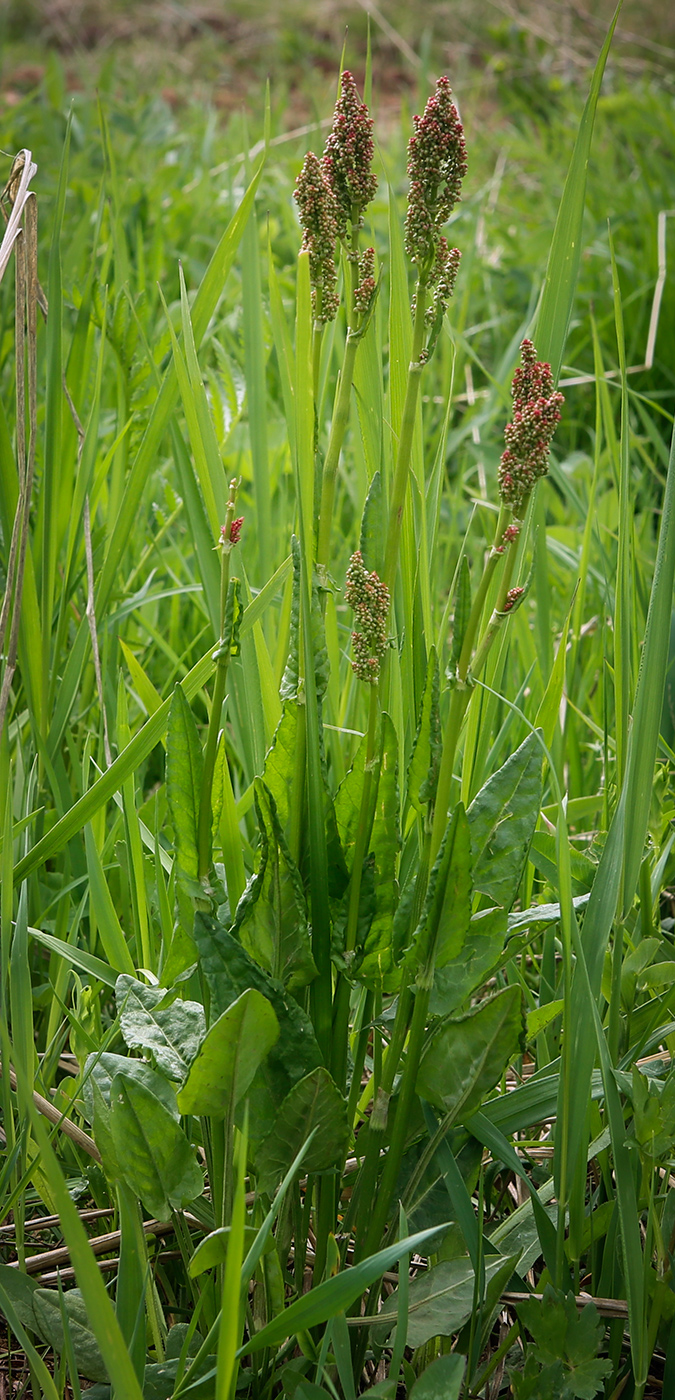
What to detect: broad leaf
<box><xmin>409</xmin><ymin>1355</ymin><xmax>465</xmax><ymax>1400</ymax></box>
<box><xmin>256</xmin><ymin>1067</ymin><xmax>350</xmax><ymax>1195</ymax></box>
<box><xmin>417</xmin><ymin>984</ymin><xmax>525</xmax><ymax>1122</ymax></box>
<box><xmin>34</xmin><ymin>1289</ymin><xmax>108</xmax><ymax>1383</ymax></box>
<box><xmin>82</xmin><ymin>1051</ymin><xmax>180</xmax><ymax>1124</ymax></box>
<box><xmin>467</xmin><ymin>731</ymin><xmax>542</xmax><ymax>909</ymax></box>
<box><xmin>373</xmin><ymin>1254</ymin><xmax>510</xmax><ymax>1348</ymax></box>
<box><xmin>115</xmin><ymin>974</ymin><xmax>205</xmax><ymax>1081</ymax></box>
<box><xmin>166</xmin><ymin>682</ymin><xmax>203</xmax><ymax>888</ymax></box>
<box><xmin>192</xmin><ymin>913</ymin><xmax>322</xmax><ymax>1142</ymax></box>
<box><xmin>429</xmin><ymin>908</ymin><xmax>507</xmax><ymax>1018</ymax></box>
<box><xmin>176</xmin><ymin>989</ymin><xmax>279</xmax><ymax>1117</ymax></box>
<box><xmin>110</xmin><ymin>1075</ymin><xmax>203</xmax><ymax>1220</ymax></box>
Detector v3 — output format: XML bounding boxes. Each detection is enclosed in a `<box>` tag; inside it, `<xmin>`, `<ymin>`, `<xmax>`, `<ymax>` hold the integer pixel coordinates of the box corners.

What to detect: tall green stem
<box><xmin>197</xmin><ymin>483</ymin><xmax>238</xmax><ymax>881</ymax></box>
<box><xmin>331</xmin><ymin>684</ymin><xmax>379</xmax><ymax>1092</ymax></box>
<box><xmin>316</xmin><ymin>219</ymin><xmax>361</xmax><ymax>569</ymax></box>
<box><xmin>381</xmin><ymin>285</ymin><xmax>428</xmax><ymax>595</ymax></box>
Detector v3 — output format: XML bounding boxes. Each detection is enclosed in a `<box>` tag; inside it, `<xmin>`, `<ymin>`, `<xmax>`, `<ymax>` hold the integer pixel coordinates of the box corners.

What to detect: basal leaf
<box><xmin>255</xmin><ymin>1067</ymin><xmax>350</xmax><ymax>1196</ymax></box>
<box><xmin>115</xmin><ymin>974</ymin><xmax>205</xmax><ymax>1081</ymax></box>
<box><xmin>110</xmin><ymin>1076</ymin><xmax>203</xmax><ymax>1221</ymax></box>
<box><xmin>176</xmin><ymin>988</ymin><xmax>279</xmax><ymax>1117</ymax></box>
<box><xmin>33</xmin><ymin>1289</ymin><xmax>108</xmax><ymax>1384</ymax></box>
<box><xmin>409</xmin><ymin>1354</ymin><xmax>465</xmax><ymax>1400</ymax></box>
<box><xmin>373</xmin><ymin>1254</ymin><xmax>509</xmax><ymax>1349</ymax></box>
<box><xmin>82</xmin><ymin>1051</ymin><xmax>180</xmax><ymax>1124</ymax></box>
<box><xmin>192</xmin><ymin>913</ymin><xmax>322</xmax><ymax>1143</ymax></box>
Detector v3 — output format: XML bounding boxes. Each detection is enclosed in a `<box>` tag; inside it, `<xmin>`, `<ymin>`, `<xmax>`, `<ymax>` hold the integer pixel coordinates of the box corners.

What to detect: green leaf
<box><xmin>529</xmin><ymin>832</ymin><xmax>595</xmax><ymax>896</ymax></box>
<box><xmin>0</xmin><ymin>1263</ymin><xmax>39</xmax><ymax>1330</ymax></box>
<box><xmin>110</xmin><ymin>1075</ymin><xmax>203</xmax><ymax>1220</ymax></box>
<box><xmin>622</xmin><ymin>418</ymin><xmax>675</xmax><ymax>914</ymax></box>
<box><xmin>84</xmin><ymin>825</ymin><xmax>136</xmax><ymax>975</ymax></box>
<box><xmin>192</xmin><ymin>913</ymin><xmax>322</xmax><ymax>1143</ymax></box>
<box><xmin>373</xmin><ymin>1254</ymin><xmax>510</xmax><ymax>1349</ymax></box>
<box><xmin>409</xmin><ymin>1355</ymin><xmax>466</xmax><ymax>1400</ymax></box>
<box><xmin>176</xmin><ymin>989</ymin><xmax>279</xmax><ymax>1117</ymax></box>
<box><xmin>417</xmin><ymin>985</ymin><xmax>525</xmax><ymax>1122</ymax></box>
<box><xmin>82</xmin><ymin>1051</ymin><xmax>180</xmax><ymax>1124</ymax></box>
<box><xmin>517</xmin><ymin>1286</ymin><xmax>612</xmax><ymax>1399</ymax></box>
<box><xmin>450</xmin><ymin>557</ymin><xmax>472</xmax><ymax>673</ymax></box>
<box><xmin>359</xmin><ymin>713</ymin><xmax>401</xmax><ymax>988</ymax></box>
<box><xmin>407</xmin><ymin>804</ymin><xmax>472</xmax><ymax>976</ymax></box>
<box><xmin>166</xmin><ymin>682</ymin><xmax>204</xmax><ymax>889</ymax></box>
<box><xmin>34</xmin><ymin>1289</ymin><xmax>109</xmax><ymax>1383</ymax></box>
<box><xmin>467</xmin><ymin>731</ymin><xmax>543</xmax><ymax>909</ymax></box>
<box><xmin>233</xmin><ymin>781</ymin><xmax>317</xmax><ymax>991</ymax></box>
<box><xmin>527</xmin><ymin>1000</ymin><xmax>564</xmax><ymax>1040</ymax></box>
<box><xmin>280</xmin><ymin>537</ymin><xmax>301</xmax><ymax>701</ymax></box>
<box><xmin>238</xmin><ymin>1223</ymin><xmax>449</xmax><ymax>1356</ymax></box>
<box><xmin>256</xmin><ymin>1067</ymin><xmax>350</xmax><ymax>1195</ymax></box>
<box><xmin>189</xmin><ymin>1225</ymin><xmax>269</xmax><ymax>1277</ymax></box>
<box><xmin>429</xmin><ymin>908</ymin><xmax>507</xmax><ymax>1018</ymax></box>
<box><xmin>359</xmin><ymin>471</ymin><xmax>384</xmax><ymax>578</ymax></box>
<box><xmin>408</xmin><ymin>648</ymin><xmax>442</xmax><ymax>815</ymax></box>
<box><xmin>116</xmin><ymin>974</ymin><xmax>205</xmax><ymax>1081</ymax></box>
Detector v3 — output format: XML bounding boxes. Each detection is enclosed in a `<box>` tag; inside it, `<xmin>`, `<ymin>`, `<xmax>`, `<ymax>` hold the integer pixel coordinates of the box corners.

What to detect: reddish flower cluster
<box><xmin>354</xmin><ymin>247</ymin><xmax>376</xmax><ymax>315</ymax></box>
<box><xmin>345</xmin><ymin>550</ymin><xmax>390</xmax><ymax>684</ymax></box>
<box><xmin>322</xmin><ymin>70</ymin><xmax>378</xmax><ymax>236</ymax></box>
<box><xmin>502</xmin><ymin>586</ymin><xmax>524</xmax><ymax>614</ymax></box>
<box><xmin>221</xmin><ymin>516</ymin><xmax>244</xmax><ymax>546</ymax></box>
<box><xmin>498</xmin><ymin>340</ymin><xmax>565</xmax><ymax>516</ymax></box>
<box><xmin>405</xmin><ymin>77</ymin><xmax>467</xmax><ymax>273</ymax></box>
<box><xmin>294</xmin><ymin>151</ymin><xmax>340</xmax><ymax>323</ymax></box>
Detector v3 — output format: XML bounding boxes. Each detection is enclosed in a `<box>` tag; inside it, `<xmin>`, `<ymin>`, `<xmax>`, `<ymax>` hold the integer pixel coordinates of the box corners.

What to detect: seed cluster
<box><xmin>498</xmin><ymin>339</ymin><xmax>565</xmax><ymax>516</ymax></box>
<box><xmin>294</xmin><ymin>151</ymin><xmax>340</xmax><ymax>323</ymax></box>
<box><xmin>322</xmin><ymin>70</ymin><xmax>378</xmax><ymax>237</ymax></box>
<box><xmin>405</xmin><ymin>77</ymin><xmax>467</xmax><ymax>274</ymax></box>
<box><xmin>345</xmin><ymin>550</ymin><xmax>390</xmax><ymax>684</ymax></box>
<box><xmin>354</xmin><ymin>246</ymin><xmax>376</xmax><ymax>315</ymax></box>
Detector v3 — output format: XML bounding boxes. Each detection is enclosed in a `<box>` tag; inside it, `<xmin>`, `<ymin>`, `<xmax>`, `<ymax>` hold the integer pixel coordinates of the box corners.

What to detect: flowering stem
<box><xmin>428</xmin><ymin>506</ymin><xmax>517</xmax><ymax>868</ymax></box>
<box><xmin>316</xmin><ymin>219</ymin><xmax>361</xmax><ymax>570</ymax></box>
<box><xmin>331</xmin><ymin>681</ymin><xmax>379</xmax><ymax>1092</ymax></box>
<box><xmin>197</xmin><ymin>483</ymin><xmax>238</xmax><ymax>883</ymax></box>
<box><xmin>381</xmin><ymin>283</ymin><xmax>428</xmax><ymax>594</ymax></box>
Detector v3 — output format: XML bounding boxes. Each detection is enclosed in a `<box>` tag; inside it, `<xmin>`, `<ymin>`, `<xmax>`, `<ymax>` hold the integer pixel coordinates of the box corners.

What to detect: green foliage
<box><xmin>515</xmin><ymin>1287</ymin><xmax>612</xmax><ymax>1398</ymax></box>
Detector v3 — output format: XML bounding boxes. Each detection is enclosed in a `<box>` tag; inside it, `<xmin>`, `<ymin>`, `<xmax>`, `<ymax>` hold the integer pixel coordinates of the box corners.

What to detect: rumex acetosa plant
<box><xmin>6</xmin><ymin>17</ymin><xmax>675</xmax><ymax>1399</ymax></box>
